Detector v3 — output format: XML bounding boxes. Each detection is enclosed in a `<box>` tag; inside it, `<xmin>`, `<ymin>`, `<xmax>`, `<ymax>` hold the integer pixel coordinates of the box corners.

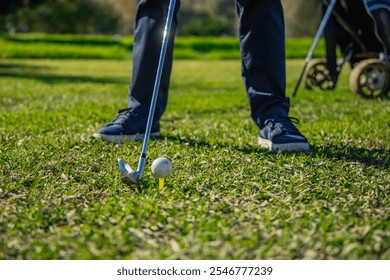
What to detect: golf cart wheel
<box><xmin>350</xmin><ymin>59</ymin><xmax>390</xmax><ymax>98</ymax></box>
<box><xmin>303</xmin><ymin>59</ymin><xmax>334</xmax><ymax>90</ymax></box>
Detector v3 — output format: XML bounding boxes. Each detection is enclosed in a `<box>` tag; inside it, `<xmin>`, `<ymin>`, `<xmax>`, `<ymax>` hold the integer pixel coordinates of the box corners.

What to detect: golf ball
<box><xmin>151</xmin><ymin>157</ymin><xmax>172</xmax><ymax>178</ymax></box>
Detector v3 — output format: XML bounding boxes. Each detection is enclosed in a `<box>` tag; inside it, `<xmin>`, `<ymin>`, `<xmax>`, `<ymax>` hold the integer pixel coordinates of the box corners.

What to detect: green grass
<box><xmin>0</xmin><ymin>51</ymin><xmax>389</xmax><ymax>259</ymax></box>
<box><xmin>0</xmin><ymin>33</ymin><xmax>325</xmax><ymax>60</ymax></box>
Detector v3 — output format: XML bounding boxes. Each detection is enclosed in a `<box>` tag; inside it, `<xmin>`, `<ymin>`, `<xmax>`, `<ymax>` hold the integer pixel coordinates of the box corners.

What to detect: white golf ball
<box><xmin>151</xmin><ymin>157</ymin><xmax>172</xmax><ymax>178</ymax></box>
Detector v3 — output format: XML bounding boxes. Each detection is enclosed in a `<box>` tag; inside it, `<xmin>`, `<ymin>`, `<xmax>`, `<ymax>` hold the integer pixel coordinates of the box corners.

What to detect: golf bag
<box><xmin>301</xmin><ymin>0</ymin><xmax>390</xmax><ymax>98</ymax></box>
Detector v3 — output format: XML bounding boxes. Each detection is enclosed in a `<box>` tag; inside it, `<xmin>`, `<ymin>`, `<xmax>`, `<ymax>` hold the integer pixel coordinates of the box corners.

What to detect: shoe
<box><xmin>258</xmin><ymin>117</ymin><xmax>309</xmax><ymax>152</ymax></box>
<box><xmin>93</xmin><ymin>107</ymin><xmax>161</xmax><ymax>143</ymax></box>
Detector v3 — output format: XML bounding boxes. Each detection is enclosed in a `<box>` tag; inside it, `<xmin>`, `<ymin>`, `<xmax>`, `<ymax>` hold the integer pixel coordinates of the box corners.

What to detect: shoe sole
<box><xmin>93</xmin><ymin>132</ymin><xmax>161</xmax><ymax>144</ymax></box>
<box><xmin>258</xmin><ymin>137</ymin><xmax>310</xmax><ymax>152</ymax></box>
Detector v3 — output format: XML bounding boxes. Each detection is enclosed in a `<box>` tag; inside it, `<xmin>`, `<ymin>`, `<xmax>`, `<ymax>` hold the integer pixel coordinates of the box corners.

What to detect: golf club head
<box><xmin>118</xmin><ymin>158</ymin><xmax>139</xmax><ymax>185</ymax></box>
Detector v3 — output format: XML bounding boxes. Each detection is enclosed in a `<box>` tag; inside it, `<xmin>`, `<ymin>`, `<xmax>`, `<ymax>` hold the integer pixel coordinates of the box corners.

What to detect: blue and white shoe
<box><xmin>258</xmin><ymin>117</ymin><xmax>309</xmax><ymax>152</ymax></box>
<box><xmin>93</xmin><ymin>107</ymin><xmax>161</xmax><ymax>144</ymax></box>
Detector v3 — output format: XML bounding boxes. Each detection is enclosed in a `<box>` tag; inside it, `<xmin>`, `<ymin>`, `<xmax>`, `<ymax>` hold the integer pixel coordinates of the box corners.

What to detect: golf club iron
<box><xmin>118</xmin><ymin>0</ymin><xmax>177</xmax><ymax>185</ymax></box>
<box><xmin>291</xmin><ymin>0</ymin><xmax>337</xmax><ymax>98</ymax></box>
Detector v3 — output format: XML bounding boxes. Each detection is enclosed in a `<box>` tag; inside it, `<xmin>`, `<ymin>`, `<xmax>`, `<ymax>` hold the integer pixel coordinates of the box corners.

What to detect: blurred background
<box><xmin>0</xmin><ymin>0</ymin><xmax>321</xmax><ymax>37</ymax></box>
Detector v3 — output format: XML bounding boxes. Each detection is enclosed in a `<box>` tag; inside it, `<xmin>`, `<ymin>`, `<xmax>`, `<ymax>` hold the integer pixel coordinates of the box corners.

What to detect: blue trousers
<box><xmin>128</xmin><ymin>0</ymin><xmax>290</xmax><ymax>128</ymax></box>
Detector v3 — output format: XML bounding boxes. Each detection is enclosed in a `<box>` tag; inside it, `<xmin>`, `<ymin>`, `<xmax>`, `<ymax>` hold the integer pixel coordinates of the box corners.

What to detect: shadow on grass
<box><xmin>310</xmin><ymin>144</ymin><xmax>389</xmax><ymax>169</ymax></box>
<box><xmin>165</xmin><ymin>134</ymin><xmax>271</xmax><ymax>154</ymax></box>
<box><xmin>0</xmin><ymin>62</ymin><xmax>49</xmax><ymax>71</ymax></box>
<box><xmin>4</xmin><ymin>36</ymin><xmax>120</xmax><ymax>46</ymax></box>
<box><xmin>0</xmin><ymin>62</ymin><xmax>127</xmax><ymax>85</ymax></box>
<box><xmin>165</xmin><ymin>135</ymin><xmax>389</xmax><ymax>169</ymax></box>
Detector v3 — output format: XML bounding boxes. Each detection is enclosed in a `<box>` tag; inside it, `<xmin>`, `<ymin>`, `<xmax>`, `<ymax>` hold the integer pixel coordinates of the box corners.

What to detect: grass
<box><xmin>0</xmin><ymin>33</ymin><xmax>325</xmax><ymax>60</ymax></box>
<box><xmin>0</xmin><ymin>38</ymin><xmax>389</xmax><ymax>260</ymax></box>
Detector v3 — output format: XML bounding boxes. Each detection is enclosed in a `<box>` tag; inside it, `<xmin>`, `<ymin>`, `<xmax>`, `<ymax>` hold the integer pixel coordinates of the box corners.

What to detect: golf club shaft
<box><xmin>291</xmin><ymin>0</ymin><xmax>337</xmax><ymax>97</ymax></box>
<box><xmin>137</xmin><ymin>0</ymin><xmax>177</xmax><ymax>179</ymax></box>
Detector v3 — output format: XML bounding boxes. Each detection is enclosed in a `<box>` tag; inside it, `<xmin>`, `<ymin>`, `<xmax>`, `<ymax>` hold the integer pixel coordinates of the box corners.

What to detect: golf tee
<box><xmin>159</xmin><ymin>178</ymin><xmax>165</xmax><ymax>190</ymax></box>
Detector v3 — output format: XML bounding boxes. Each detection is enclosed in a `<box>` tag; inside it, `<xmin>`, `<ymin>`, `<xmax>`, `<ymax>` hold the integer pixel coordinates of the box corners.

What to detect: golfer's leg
<box><xmin>128</xmin><ymin>0</ymin><xmax>180</xmax><ymax>121</ymax></box>
<box><xmin>235</xmin><ymin>0</ymin><xmax>290</xmax><ymax>128</ymax></box>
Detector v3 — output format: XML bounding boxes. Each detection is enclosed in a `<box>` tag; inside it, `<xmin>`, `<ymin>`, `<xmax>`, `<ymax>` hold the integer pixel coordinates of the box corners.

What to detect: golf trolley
<box><xmin>292</xmin><ymin>0</ymin><xmax>390</xmax><ymax>98</ymax></box>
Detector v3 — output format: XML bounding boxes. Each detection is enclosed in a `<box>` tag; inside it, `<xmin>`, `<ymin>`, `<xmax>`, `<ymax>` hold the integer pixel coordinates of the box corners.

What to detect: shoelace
<box><xmin>264</xmin><ymin>117</ymin><xmax>300</xmax><ymax>134</ymax></box>
<box><xmin>109</xmin><ymin>108</ymin><xmax>136</xmax><ymax>125</ymax></box>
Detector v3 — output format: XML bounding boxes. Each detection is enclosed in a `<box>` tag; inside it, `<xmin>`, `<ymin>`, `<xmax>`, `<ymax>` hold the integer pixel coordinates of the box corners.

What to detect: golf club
<box><xmin>118</xmin><ymin>0</ymin><xmax>177</xmax><ymax>185</ymax></box>
<box><xmin>291</xmin><ymin>0</ymin><xmax>337</xmax><ymax>98</ymax></box>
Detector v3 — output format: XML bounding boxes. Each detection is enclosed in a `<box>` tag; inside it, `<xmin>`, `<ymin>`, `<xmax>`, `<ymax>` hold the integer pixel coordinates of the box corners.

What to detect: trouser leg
<box><xmin>235</xmin><ymin>0</ymin><xmax>290</xmax><ymax>128</ymax></box>
<box><xmin>128</xmin><ymin>0</ymin><xmax>180</xmax><ymax>121</ymax></box>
